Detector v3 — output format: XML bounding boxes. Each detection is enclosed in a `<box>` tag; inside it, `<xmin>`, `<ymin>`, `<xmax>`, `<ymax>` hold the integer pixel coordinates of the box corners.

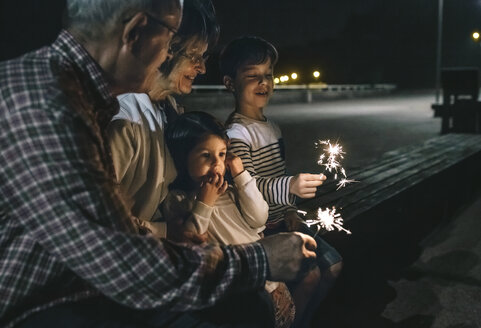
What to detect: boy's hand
<box><xmin>285</xmin><ymin>211</ymin><xmax>304</xmax><ymax>232</ymax></box>
<box><xmin>289</xmin><ymin>173</ymin><xmax>326</xmax><ymax>199</ymax></box>
<box><xmin>197</xmin><ymin>173</ymin><xmax>228</xmax><ymax>206</ymax></box>
<box><xmin>225</xmin><ymin>152</ymin><xmax>244</xmax><ymax>178</ymax></box>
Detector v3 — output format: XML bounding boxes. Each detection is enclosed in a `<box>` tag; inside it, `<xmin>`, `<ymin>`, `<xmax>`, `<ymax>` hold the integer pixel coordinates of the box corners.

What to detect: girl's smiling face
<box><xmin>187</xmin><ymin>134</ymin><xmax>227</xmax><ymax>183</ymax></box>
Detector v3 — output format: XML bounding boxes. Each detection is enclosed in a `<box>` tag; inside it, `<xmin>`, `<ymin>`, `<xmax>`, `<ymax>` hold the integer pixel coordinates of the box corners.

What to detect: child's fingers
<box><xmin>300</xmin><ymin>173</ymin><xmax>325</xmax><ymax>182</ymax></box>
<box><xmin>211</xmin><ymin>174</ymin><xmax>219</xmax><ymax>185</ymax></box>
<box><xmin>303</xmin><ymin>180</ymin><xmax>324</xmax><ymax>187</ymax></box>
<box><xmin>216</xmin><ymin>174</ymin><xmax>224</xmax><ymax>188</ymax></box>
<box><xmin>219</xmin><ymin>180</ymin><xmax>228</xmax><ymax>194</ymax></box>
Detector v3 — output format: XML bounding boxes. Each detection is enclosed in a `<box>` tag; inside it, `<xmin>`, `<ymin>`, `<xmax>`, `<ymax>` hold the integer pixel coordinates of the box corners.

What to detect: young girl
<box><xmin>164</xmin><ymin>111</ymin><xmax>295</xmax><ymax>328</ymax></box>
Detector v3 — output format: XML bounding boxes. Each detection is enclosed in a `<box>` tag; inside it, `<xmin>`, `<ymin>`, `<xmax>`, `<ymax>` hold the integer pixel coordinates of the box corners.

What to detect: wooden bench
<box><xmin>301</xmin><ymin>133</ymin><xmax>481</xmax><ymax>327</ymax></box>
<box><xmin>298</xmin><ymin>133</ymin><xmax>481</xmax><ymax>224</ymax></box>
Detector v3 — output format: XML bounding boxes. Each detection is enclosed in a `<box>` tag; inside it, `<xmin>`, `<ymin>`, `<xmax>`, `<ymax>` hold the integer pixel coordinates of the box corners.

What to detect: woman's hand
<box><xmin>197</xmin><ymin>173</ymin><xmax>228</xmax><ymax>206</ymax></box>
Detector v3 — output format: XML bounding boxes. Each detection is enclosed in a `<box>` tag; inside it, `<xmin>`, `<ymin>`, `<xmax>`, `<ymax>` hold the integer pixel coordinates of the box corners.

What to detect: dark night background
<box><xmin>1</xmin><ymin>0</ymin><xmax>481</xmax><ymax>88</ymax></box>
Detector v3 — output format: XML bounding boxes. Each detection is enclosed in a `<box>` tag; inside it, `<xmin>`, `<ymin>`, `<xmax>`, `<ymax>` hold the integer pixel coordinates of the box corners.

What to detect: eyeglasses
<box><xmin>180</xmin><ymin>52</ymin><xmax>210</xmax><ymax>65</ymax></box>
<box><xmin>123</xmin><ymin>13</ymin><xmax>178</xmax><ymax>36</ymax></box>
<box><xmin>144</xmin><ymin>13</ymin><xmax>178</xmax><ymax>36</ymax></box>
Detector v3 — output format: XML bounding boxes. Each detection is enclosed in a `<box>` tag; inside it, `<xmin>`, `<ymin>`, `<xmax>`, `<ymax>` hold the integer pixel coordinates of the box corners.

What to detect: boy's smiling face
<box><xmin>229</xmin><ymin>58</ymin><xmax>274</xmax><ymax>115</ymax></box>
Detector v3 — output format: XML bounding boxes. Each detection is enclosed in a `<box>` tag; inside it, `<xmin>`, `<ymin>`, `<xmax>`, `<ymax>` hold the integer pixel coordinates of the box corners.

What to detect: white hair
<box><xmin>64</xmin><ymin>0</ymin><xmax>182</xmax><ymax>40</ymax></box>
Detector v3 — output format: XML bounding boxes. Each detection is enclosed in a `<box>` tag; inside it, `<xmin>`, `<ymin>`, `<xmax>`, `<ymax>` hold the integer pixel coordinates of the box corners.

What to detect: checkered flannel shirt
<box><xmin>0</xmin><ymin>30</ymin><xmax>268</xmax><ymax>327</ymax></box>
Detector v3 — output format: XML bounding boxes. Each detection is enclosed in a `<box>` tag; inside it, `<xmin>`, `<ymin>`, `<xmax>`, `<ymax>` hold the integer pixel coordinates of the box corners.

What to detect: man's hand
<box><xmin>284</xmin><ymin>211</ymin><xmax>304</xmax><ymax>232</ymax></box>
<box><xmin>289</xmin><ymin>173</ymin><xmax>326</xmax><ymax>198</ymax></box>
<box><xmin>225</xmin><ymin>152</ymin><xmax>244</xmax><ymax>178</ymax></box>
<box><xmin>198</xmin><ymin>173</ymin><xmax>228</xmax><ymax>206</ymax></box>
<box><xmin>258</xmin><ymin>232</ymin><xmax>317</xmax><ymax>281</ymax></box>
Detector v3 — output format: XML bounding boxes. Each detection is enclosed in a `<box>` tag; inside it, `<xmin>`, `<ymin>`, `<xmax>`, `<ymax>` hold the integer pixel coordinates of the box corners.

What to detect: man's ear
<box><xmin>122</xmin><ymin>12</ymin><xmax>149</xmax><ymax>50</ymax></box>
<box><xmin>223</xmin><ymin>75</ymin><xmax>235</xmax><ymax>92</ymax></box>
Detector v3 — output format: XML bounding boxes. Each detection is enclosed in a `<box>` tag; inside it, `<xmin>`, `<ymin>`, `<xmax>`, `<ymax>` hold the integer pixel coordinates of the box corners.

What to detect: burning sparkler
<box><xmin>296</xmin><ymin>139</ymin><xmax>356</xmax><ymax>236</ymax></box>
<box><xmin>299</xmin><ymin>207</ymin><xmax>352</xmax><ymax>235</ymax></box>
<box><xmin>315</xmin><ymin>139</ymin><xmax>357</xmax><ymax>189</ymax></box>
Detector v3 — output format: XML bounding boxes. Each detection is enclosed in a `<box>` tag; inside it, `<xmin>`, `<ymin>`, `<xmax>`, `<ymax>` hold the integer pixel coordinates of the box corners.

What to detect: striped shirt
<box><xmin>226</xmin><ymin>112</ymin><xmax>296</xmax><ymax>228</ymax></box>
<box><xmin>0</xmin><ymin>30</ymin><xmax>267</xmax><ymax>327</ymax></box>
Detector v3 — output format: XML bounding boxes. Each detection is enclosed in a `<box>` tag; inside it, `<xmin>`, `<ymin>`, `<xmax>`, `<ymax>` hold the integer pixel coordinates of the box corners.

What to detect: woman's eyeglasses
<box><xmin>180</xmin><ymin>52</ymin><xmax>210</xmax><ymax>65</ymax></box>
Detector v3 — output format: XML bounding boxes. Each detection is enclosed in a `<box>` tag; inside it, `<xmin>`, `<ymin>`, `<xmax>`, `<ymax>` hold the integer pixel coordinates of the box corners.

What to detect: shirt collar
<box><xmin>51</xmin><ymin>29</ymin><xmax>117</xmax><ymax>110</ymax></box>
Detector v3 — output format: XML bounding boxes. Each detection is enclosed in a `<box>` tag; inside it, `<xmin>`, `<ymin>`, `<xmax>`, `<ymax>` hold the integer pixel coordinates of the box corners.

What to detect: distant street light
<box><xmin>313</xmin><ymin>71</ymin><xmax>320</xmax><ymax>78</ymax></box>
<box><xmin>280</xmin><ymin>75</ymin><xmax>289</xmax><ymax>82</ymax></box>
<box><xmin>274</xmin><ymin>77</ymin><xmax>280</xmax><ymax>84</ymax></box>
<box><xmin>291</xmin><ymin>72</ymin><xmax>298</xmax><ymax>80</ymax></box>
<box><xmin>472</xmin><ymin>31</ymin><xmax>481</xmax><ymax>88</ymax></box>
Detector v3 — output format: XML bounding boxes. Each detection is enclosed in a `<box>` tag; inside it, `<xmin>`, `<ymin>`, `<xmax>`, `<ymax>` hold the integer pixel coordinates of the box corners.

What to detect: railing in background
<box><xmin>181</xmin><ymin>84</ymin><xmax>397</xmax><ymax>109</ymax></box>
<box><xmin>191</xmin><ymin>83</ymin><xmax>397</xmax><ymax>103</ymax></box>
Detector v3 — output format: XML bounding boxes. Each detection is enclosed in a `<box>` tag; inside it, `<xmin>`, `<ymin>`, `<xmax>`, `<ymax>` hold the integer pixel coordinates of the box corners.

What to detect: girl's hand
<box><xmin>197</xmin><ymin>173</ymin><xmax>228</xmax><ymax>206</ymax></box>
<box><xmin>225</xmin><ymin>152</ymin><xmax>244</xmax><ymax>178</ymax></box>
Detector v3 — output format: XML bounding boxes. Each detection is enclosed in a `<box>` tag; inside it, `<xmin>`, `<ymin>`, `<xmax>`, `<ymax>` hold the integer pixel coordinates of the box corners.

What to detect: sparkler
<box><xmin>296</xmin><ymin>139</ymin><xmax>356</xmax><ymax>235</ymax></box>
<box><xmin>315</xmin><ymin>139</ymin><xmax>357</xmax><ymax>189</ymax></box>
<box><xmin>299</xmin><ymin>207</ymin><xmax>352</xmax><ymax>236</ymax></box>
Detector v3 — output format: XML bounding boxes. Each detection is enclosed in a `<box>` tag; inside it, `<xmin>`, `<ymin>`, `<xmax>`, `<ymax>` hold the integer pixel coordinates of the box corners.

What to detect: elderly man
<box><xmin>0</xmin><ymin>0</ymin><xmax>317</xmax><ymax>327</ymax></box>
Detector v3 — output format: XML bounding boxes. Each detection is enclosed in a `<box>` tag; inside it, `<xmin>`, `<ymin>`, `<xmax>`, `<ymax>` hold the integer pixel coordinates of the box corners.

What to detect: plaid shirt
<box><xmin>0</xmin><ymin>30</ymin><xmax>268</xmax><ymax>327</ymax></box>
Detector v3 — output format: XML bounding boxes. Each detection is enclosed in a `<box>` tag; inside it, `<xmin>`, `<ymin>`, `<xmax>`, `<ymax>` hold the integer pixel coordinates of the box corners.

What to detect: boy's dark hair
<box><xmin>166</xmin><ymin>111</ymin><xmax>228</xmax><ymax>192</ymax></box>
<box><xmin>219</xmin><ymin>36</ymin><xmax>278</xmax><ymax>79</ymax></box>
<box><xmin>159</xmin><ymin>0</ymin><xmax>220</xmax><ymax>76</ymax></box>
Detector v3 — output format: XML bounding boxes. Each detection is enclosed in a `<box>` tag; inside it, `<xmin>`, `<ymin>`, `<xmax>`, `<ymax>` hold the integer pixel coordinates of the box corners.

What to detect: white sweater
<box><xmin>163</xmin><ymin>170</ymin><xmax>268</xmax><ymax>245</ymax></box>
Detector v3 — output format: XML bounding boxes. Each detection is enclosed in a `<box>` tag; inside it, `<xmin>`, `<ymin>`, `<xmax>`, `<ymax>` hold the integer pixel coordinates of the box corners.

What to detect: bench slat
<box><xmin>299</xmin><ymin>134</ymin><xmax>481</xmax><ymax>221</ymax></box>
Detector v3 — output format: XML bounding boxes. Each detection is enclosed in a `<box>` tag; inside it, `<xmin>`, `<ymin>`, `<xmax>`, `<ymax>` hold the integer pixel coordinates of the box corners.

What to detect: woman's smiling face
<box><xmin>168</xmin><ymin>39</ymin><xmax>208</xmax><ymax>95</ymax></box>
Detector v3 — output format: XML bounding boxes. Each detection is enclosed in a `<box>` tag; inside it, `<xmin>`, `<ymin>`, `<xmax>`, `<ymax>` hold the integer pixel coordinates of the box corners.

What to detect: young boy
<box><xmin>220</xmin><ymin>36</ymin><xmax>343</xmax><ymax>328</ymax></box>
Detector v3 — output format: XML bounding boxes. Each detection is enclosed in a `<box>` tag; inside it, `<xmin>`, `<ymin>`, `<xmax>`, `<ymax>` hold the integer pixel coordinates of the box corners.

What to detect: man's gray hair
<box><xmin>64</xmin><ymin>0</ymin><xmax>181</xmax><ymax>40</ymax></box>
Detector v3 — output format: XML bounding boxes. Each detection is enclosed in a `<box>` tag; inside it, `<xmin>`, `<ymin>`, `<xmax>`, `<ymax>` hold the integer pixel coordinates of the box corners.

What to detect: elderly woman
<box><xmin>107</xmin><ymin>0</ymin><xmax>219</xmax><ymax>238</ymax></box>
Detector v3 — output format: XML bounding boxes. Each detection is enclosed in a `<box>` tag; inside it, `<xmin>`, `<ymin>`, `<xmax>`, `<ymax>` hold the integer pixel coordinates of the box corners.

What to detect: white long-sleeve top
<box><xmin>163</xmin><ymin>170</ymin><xmax>279</xmax><ymax>292</ymax></box>
<box><xmin>163</xmin><ymin>170</ymin><xmax>269</xmax><ymax>245</ymax></box>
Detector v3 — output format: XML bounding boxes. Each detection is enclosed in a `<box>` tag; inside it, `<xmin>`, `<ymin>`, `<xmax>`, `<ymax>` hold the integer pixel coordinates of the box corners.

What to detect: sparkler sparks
<box><xmin>299</xmin><ymin>207</ymin><xmax>351</xmax><ymax>235</ymax></box>
<box><xmin>296</xmin><ymin>139</ymin><xmax>356</xmax><ymax>235</ymax></box>
<box><xmin>315</xmin><ymin>139</ymin><xmax>357</xmax><ymax>189</ymax></box>
<box><xmin>315</xmin><ymin>139</ymin><xmax>345</xmax><ymax>174</ymax></box>
<box><xmin>336</xmin><ymin>178</ymin><xmax>358</xmax><ymax>190</ymax></box>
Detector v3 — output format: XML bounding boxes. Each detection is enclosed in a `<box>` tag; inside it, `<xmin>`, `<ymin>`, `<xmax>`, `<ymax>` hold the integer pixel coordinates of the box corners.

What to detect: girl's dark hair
<box><xmin>219</xmin><ymin>36</ymin><xmax>278</xmax><ymax>79</ymax></box>
<box><xmin>159</xmin><ymin>0</ymin><xmax>220</xmax><ymax>76</ymax></box>
<box><xmin>166</xmin><ymin>111</ymin><xmax>228</xmax><ymax>192</ymax></box>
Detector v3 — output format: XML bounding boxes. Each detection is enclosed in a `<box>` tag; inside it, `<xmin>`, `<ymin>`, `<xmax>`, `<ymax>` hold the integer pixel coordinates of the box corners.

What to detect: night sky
<box><xmin>1</xmin><ymin>0</ymin><xmax>481</xmax><ymax>88</ymax></box>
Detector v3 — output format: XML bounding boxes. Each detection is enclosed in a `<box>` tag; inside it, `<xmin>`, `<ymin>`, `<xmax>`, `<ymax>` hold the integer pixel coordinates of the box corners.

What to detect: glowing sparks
<box><xmin>302</xmin><ymin>207</ymin><xmax>351</xmax><ymax>235</ymax></box>
<box><xmin>315</xmin><ymin>139</ymin><xmax>345</xmax><ymax>173</ymax></box>
<box><xmin>296</xmin><ymin>139</ymin><xmax>357</xmax><ymax>236</ymax></box>
<box><xmin>336</xmin><ymin>178</ymin><xmax>358</xmax><ymax>190</ymax></box>
<box><xmin>315</xmin><ymin>139</ymin><xmax>356</xmax><ymax>190</ymax></box>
